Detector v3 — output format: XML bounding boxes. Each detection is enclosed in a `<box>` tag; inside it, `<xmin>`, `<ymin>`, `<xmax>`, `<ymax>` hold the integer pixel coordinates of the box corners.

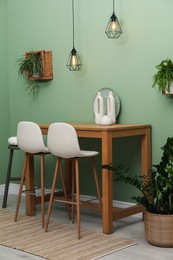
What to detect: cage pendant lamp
<box><xmin>105</xmin><ymin>0</ymin><xmax>122</xmax><ymax>39</ymax></box>
<box><xmin>67</xmin><ymin>0</ymin><xmax>82</xmax><ymax>71</ymax></box>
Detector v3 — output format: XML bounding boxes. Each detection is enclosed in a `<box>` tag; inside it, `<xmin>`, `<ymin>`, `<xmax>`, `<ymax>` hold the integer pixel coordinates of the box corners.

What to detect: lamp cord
<box><xmin>113</xmin><ymin>0</ymin><xmax>115</xmax><ymax>13</ymax></box>
<box><xmin>72</xmin><ymin>0</ymin><xmax>75</xmax><ymax>48</ymax></box>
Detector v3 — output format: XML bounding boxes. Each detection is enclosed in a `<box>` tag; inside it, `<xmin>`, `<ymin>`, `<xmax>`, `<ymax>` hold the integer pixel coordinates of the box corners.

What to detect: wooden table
<box><xmin>25</xmin><ymin>123</ymin><xmax>151</xmax><ymax>234</ymax></box>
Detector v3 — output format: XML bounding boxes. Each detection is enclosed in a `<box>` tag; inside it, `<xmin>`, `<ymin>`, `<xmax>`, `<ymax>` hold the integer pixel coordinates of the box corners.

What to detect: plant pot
<box><xmin>144</xmin><ymin>211</ymin><xmax>173</xmax><ymax>247</ymax></box>
<box><xmin>32</xmin><ymin>70</ymin><xmax>42</xmax><ymax>78</ymax></box>
<box><xmin>163</xmin><ymin>82</ymin><xmax>173</xmax><ymax>95</ymax></box>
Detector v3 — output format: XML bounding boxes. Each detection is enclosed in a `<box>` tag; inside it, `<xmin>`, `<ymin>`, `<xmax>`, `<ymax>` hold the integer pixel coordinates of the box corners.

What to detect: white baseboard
<box><xmin>0</xmin><ymin>183</ymin><xmax>20</xmax><ymax>195</ymax></box>
<box><xmin>0</xmin><ymin>184</ymin><xmax>142</xmax><ymax>219</ymax></box>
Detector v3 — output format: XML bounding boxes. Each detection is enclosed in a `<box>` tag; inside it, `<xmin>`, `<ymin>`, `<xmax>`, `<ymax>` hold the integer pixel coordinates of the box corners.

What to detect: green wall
<box><xmin>2</xmin><ymin>0</ymin><xmax>173</xmax><ymax>201</ymax></box>
<box><xmin>0</xmin><ymin>0</ymin><xmax>10</xmax><ymax>183</ymax></box>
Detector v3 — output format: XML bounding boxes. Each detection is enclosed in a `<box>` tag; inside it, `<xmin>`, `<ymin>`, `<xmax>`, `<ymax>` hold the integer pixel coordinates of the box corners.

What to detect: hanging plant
<box><xmin>152</xmin><ymin>58</ymin><xmax>173</xmax><ymax>94</ymax></box>
<box><xmin>17</xmin><ymin>51</ymin><xmax>43</xmax><ymax>96</ymax></box>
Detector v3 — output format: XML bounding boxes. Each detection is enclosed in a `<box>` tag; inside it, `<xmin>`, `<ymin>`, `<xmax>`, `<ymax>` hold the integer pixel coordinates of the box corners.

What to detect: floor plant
<box><xmin>102</xmin><ymin>137</ymin><xmax>173</xmax><ymax>247</ymax></box>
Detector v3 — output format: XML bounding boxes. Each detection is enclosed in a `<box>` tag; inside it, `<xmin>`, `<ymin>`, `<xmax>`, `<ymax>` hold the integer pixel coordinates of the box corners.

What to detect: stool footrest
<box><xmin>53</xmin><ymin>195</ymin><xmax>99</xmax><ymax>205</ymax></box>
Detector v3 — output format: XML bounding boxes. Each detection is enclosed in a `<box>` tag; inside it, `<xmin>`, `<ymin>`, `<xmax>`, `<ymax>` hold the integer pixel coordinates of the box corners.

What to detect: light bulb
<box><xmin>71</xmin><ymin>55</ymin><xmax>77</xmax><ymax>67</ymax></box>
<box><xmin>111</xmin><ymin>21</ymin><xmax>117</xmax><ymax>31</ymax></box>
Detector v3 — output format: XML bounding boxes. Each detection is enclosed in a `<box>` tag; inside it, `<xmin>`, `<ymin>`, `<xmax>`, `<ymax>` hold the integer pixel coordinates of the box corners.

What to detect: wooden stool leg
<box><xmin>92</xmin><ymin>157</ymin><xmax>102</xmax><ymax>213</ymax></box>
<box><xmin>15</xmin><ymin>153</ymin><xmax>28</xmax><ymax>222</ymax></box>
<box><xmin>45</xmin><ymin>158</ymin><xmax>60</xmax><ymax>232</ymax></box>
<box><xmin>40</xmin><ymin>154</ymin><xmax>45</xmax><ymax>228</ymax></box>
<box><xmin>59</xmin><ymin>162</ymin><xmax>71</xmax><ymax>220</ymax></box>
<box><xmin>2</xmin><ymin>148</ymin><xmax>14</xmax><ymax>208</ymax></box>
<box><xmin>72</xmin><ymin>160</ymin><xmax>75</xmax><ymax>224</ymax></box>
<box><xmin>75</xmin><ymin>159</ymin><xmax>80</xmax><ymax>239</ymax></box>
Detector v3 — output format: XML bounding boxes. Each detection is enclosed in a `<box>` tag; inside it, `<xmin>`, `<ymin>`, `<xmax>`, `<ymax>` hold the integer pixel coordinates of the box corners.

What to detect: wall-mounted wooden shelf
<box><xmin>25</xmin><ymin>50</ymin><xmax>53</xmax><ymax>81</ymax></box>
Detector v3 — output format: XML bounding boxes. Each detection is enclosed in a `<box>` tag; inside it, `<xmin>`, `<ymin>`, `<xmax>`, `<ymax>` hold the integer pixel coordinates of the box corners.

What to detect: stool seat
<box><xmin>8</xmin><ymin>144</ymin><xmax>20</xmax><ymax>150</ymax></box>
<box><xmin>2</xmin><ymin>143</ymin><xmax>20</xmax><ymax>208</ymax></box>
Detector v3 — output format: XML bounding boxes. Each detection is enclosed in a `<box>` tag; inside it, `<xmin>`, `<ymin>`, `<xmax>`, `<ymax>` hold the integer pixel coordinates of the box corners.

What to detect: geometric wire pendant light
<box><xmin>105</xmin><ymin>0</ymin><xmax>122</xmax><ymax>39</ymax></box>
<box><xmin>67</xmin><ymin>0</ymin><xmax>82</xmax><ymax>71</ymax></box>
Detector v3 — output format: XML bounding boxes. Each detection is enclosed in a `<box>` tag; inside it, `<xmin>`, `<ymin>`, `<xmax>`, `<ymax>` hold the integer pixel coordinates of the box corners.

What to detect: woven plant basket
<box><xmin>144</xmin><ymin>211</ymin><xmax>173</xmax><ymax>247</ymax></box>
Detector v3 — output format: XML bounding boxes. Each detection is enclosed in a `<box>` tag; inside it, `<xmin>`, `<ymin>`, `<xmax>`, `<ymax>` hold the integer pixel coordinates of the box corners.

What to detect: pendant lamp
<box><xmin>67</xmin><ymin>0</ymin><xmax>82</xmax><ymax>71</ymax></box>
<box><xmin>105</xmin><ymin>0</ymin><xmax>122</xmax><ymax>39</ymax></box>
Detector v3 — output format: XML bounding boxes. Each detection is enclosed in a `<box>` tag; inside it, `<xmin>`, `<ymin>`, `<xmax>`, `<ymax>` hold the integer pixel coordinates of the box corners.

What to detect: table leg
<box><xmin>141</xmin><ymin>127</ymin><xmax>151</xmax><ymax>176</ymax></box>
<box><xmin>65</xmin><ymin>159</ymin><xmax>73</xmax><ymax>194</ymax></box>
<box><xmin>25</xmin><ymin>154</ymin><xmax>35</xmax><ymax>216</ymax></box>
<box><xmin>102</xmin><ymin>131</ymin><xmax>113</xmax><ymax>234</ymax></box>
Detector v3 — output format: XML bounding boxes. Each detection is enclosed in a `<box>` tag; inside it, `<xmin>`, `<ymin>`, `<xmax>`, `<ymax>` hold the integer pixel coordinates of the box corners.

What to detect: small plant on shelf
<box><xmin>152</xmin><ymin>58</ymin><xmax>173</xmax><ymax>95</ymax></box>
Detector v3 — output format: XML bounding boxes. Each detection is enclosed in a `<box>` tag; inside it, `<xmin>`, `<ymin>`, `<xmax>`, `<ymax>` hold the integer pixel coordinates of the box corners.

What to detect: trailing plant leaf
<box><xmin>25</xmin><ymin>81</ymin><xmax>39</xmax><ymax>97</ymax></box>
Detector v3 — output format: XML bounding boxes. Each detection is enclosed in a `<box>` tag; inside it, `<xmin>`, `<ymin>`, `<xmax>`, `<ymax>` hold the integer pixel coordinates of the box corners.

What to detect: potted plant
<box><xmin>17</xmin><ymin>51</ymin><xmax>43</xmax><ymax>95</ymax></box>
<box><xmin>152</xmin><ymin>58</ymin><xmax>173</xmax><ymax>95</ymax></box>
<box><xmin>102</xmin><ymin>137</ymin><xmax>173</xmax><ymax>247</ymax></box>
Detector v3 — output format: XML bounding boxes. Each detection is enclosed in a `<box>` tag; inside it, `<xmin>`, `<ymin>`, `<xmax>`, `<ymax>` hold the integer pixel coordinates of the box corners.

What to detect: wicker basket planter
<box><xmin>144</xmin><ymin>211</ymin><xmax>173</xmax><ymax>247</ymax></box>
<box><xmin>26</xmin><ymin>50</ymin><xmax>53</xmax><ymax>80</ymax></box>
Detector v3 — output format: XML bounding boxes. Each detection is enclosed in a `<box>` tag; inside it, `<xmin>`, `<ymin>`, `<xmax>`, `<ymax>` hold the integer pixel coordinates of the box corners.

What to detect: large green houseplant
<box><xmin>102</xmin><ymin>137</ymin><xmax>173</xmax><ymax>247</ymax></box>
<box><xmin>152</xmin><ymin>58</ymin><xmax>173</xmax><ymax>94</ymax></box>
<box><xmin>17</xmin><ymin>52</ymin><xmax>43</xmax><ymax>95</ymax></box>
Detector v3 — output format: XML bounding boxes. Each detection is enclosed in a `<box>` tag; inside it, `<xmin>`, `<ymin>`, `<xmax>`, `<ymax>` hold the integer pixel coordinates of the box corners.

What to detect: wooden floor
<box><xmin>0</xmin><ymin>194</ymin><xmax>172</xmax><ymax>260</ymax></box>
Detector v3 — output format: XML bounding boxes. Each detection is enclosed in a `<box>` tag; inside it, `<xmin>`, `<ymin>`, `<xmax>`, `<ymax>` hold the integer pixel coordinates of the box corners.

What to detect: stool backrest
<box><xmin>47</xmin><ymin>123</ymin><xmax>80</xmax><ymax>158</ymax></box>
<box><xmin>17</xmin><ymin>121</ymin><xmax>48</xmax><ymax>153</ymax></box>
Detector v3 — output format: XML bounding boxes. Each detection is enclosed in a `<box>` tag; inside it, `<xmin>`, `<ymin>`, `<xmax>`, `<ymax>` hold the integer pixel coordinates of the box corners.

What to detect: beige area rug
<box><xmin>0</xmin><ymin>210</ymin><xmax>137</xmax><ymax>260</ymax></box>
